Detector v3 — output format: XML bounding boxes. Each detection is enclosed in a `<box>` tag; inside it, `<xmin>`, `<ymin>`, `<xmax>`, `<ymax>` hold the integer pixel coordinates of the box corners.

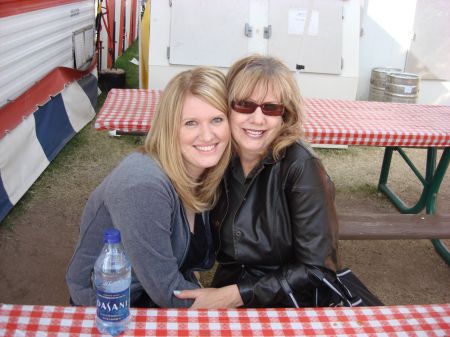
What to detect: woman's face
<box><xmin>230</xmin><ymin>86</ymin><xmax>283</xmax><ymax>162</ymax></box>
<box><xmin>179</xmin><ymin>95</ymin><xmax>230</xmax><ymax>178</ymax></box>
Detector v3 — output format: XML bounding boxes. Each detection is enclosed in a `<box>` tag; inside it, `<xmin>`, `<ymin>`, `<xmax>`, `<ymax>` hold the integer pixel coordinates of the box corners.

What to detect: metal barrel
<box><xmin>369</xmin><ymin>67</ymin><xmax>402</xmax><ymax>102</ymax></box>
<box><xmin>385</xmin><ymin>72</ymin><xmax>420</xmax><ymax>104</ymax></box>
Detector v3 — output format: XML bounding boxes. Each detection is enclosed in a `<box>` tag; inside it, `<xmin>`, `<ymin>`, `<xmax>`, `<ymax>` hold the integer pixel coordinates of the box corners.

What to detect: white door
<box><xmin>267</xmin><ymin>0</ymin><xmax>343</xmax><ymax>74</ymax></box>
<box><xmin>169</xmin><ymin>0</ymin><xmax>250</xmax><ymax>67</ymax></box>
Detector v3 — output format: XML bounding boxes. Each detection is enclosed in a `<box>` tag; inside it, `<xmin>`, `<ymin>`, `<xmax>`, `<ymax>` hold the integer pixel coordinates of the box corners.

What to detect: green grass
<box><xmin>315</xmin><ymin>146</ymin><xmax>363</xmax><ymax>158</ymax></box>
<box><xmin>338</xmin><ymin>183</ymin><xmax>379</xmax><ymax>195</ymax></box>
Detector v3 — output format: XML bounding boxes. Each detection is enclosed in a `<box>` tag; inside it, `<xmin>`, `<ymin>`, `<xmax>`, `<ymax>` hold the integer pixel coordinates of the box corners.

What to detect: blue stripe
<box><xmin>0</xmin><ymin>174</ymin><xmax>13</xmax><ymax>222</ymax></box>
<box><xmin>78</xmin><ymin>74</ymin><xmax>98</xmax><ymax>110</ymax></box>
<box><xmin>34</xmin><ymin>94</ymin><xmax>76</xmax><ymax>161</ymax></box>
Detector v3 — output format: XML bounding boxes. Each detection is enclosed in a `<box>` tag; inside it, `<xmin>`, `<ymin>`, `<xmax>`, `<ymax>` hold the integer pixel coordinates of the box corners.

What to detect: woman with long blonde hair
<box><xmin>66</xmin><ymin>67</ymin><xmax>231</xmax><ymax>307</ymax></box>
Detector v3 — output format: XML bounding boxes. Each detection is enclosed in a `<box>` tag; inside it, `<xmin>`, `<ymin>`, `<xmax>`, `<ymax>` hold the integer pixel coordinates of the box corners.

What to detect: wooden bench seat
<box><xmin>338</xmin><ymin>213</ymin><xmax>450</xmax><ymax>240</ymax></box>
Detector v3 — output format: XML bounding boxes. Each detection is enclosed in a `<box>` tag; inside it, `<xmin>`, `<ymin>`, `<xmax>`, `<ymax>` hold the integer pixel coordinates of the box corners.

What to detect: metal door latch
<box><xmin>264</xmin><ymin>25</ymin><xmax>272</xmax><ymax>39</ymax></box>
<box><xmin>245</xmin><ymin>23</ymin><xmax>253</xmax><ymax>37</ymax></box>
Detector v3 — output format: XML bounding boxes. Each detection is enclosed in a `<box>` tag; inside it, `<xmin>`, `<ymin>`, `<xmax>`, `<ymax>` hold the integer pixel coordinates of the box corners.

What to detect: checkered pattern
<box><xmin>1</xmin><ymin>303</ymin><xmax>449</xmax><ymax>336</ymax></box>
<box><xmin>95</xmin><ymin>90</ymin><xmax>450</xmax><ymax>147</ymax></box>
<box><xmin>304</xmin><ymin>98</ymin><xmax>450</xmax><ymax>147</ymax></box>
<box><xmin>95</xmin><ymin>89</ymin><xmax>160</xmax><ymax>134</ymax></box>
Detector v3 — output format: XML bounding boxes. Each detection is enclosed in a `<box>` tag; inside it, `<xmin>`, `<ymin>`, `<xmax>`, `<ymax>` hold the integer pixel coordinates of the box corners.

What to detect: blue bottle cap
<box><xmin>104</xmin><ymin>228</ymin><xmax>121</xmax><ymax>243</ymax></box>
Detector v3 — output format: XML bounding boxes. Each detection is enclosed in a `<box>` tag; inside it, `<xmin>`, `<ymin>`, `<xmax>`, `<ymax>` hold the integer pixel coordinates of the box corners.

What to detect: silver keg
<box><xmin>385</xmin><ymin>72</ymin><xmax>420</xmax><ymax>104</ymax></box>
<box><xmin>369</xmin><ymin>67</ymin><xmax>402</xmax><ymax>102</ymax></box>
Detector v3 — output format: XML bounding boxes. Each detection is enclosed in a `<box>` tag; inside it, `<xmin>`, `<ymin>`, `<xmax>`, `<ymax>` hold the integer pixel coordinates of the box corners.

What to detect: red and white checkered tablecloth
<box><xmin>95</xmin><ymin>89</ymin><xmax>160</xmax><ymax>134</ymax></box>
<box><xmin>304</xmin><ymin>98</ymin><xmax>450</xmax><ymax>147</ymax></box>
<box><xmin>95</xmin><ymin>89</ymin><xmax>450</xmax><ymax>147</ymax></box>
<box><xmin>1</xmin><ymin>303</ymin><xmax>449</xmax><ymax>337</ymax></box>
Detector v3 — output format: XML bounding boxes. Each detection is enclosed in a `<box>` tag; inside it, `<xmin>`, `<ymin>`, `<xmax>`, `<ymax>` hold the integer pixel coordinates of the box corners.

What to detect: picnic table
<box><xmin>1</xmin><ymin>303</ymin><xmax>449</xmax><ymax>336</ymax></box>
<box><xmin>96</xmin><ymin>89</ymin><xmax>450</xmax><ymax>262</ymax></box>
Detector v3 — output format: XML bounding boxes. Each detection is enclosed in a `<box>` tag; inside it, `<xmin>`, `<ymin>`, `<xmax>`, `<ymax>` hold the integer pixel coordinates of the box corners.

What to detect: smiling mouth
<box><xmin>244</xmin><ymin>129</ymin><xmax>265</xmax><ymax>137</ymax></box>
<box><xmin>194</xmin><ymin>144</ymin><xmax>217</xmax><ymax>152</ymax></box>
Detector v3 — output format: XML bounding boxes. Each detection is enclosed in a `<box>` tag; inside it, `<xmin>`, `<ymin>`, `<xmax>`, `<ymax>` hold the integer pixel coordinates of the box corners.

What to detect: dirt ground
<box><xmin>0</xmin><ymin>123</ymin><xmax>449</xmax><ymax>306</ymax></box>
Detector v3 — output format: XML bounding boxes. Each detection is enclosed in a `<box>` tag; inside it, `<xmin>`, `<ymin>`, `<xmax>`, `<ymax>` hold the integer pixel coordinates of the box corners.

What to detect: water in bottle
<box><xmin>94</xmin><ymin>228</ymin><xmax>131</xmax><ymax>336</ymax></box>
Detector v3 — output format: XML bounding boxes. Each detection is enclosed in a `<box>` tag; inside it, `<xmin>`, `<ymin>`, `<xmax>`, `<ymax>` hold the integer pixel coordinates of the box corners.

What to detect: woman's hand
<box><xmin>174</xmin><ymin>285</ymin><xmax>244</xmax><ymax>309</ymax></box>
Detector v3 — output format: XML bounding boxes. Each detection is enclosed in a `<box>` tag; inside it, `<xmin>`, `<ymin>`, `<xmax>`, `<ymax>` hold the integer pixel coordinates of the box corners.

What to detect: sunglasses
<box><xmin>231</xmin><ymin>100</ymin><xmax>285</xmax><ymax>116</ymax></box>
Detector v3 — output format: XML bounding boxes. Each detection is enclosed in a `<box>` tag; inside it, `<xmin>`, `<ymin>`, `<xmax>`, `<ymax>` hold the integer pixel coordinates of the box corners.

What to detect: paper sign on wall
<box><xmin>288</xmin><ymin>9</ymin><xmax>319</xmax><ymax>36</ymax></box>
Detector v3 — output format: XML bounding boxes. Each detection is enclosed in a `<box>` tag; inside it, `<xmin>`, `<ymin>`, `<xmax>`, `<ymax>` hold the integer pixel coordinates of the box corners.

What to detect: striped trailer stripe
<box><xmin>0</xmin><ymin>62</ymin><xmax>97</xmax><ymax>222</ymax></box>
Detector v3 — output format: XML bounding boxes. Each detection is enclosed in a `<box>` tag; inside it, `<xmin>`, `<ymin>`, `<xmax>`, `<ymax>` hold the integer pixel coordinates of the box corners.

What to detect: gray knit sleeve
<box><xmin>104</xmin><ymin>155</ymin><xmax>199</xmax><ymax>307</ymax></box>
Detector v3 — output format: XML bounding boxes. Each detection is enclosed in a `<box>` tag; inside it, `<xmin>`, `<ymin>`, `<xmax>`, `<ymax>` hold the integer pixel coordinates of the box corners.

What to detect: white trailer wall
<box><xmin>0</xmin><ymin>1</ymin><xmax>95</xmax><ymax>108</ymax></box>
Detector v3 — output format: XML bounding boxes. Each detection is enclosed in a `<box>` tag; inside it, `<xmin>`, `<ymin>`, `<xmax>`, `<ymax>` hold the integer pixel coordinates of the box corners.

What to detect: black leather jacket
<box><xmin>210</xmin><ymin>141</ymin><xmax>339</xmax><ymax>307</ymax></box>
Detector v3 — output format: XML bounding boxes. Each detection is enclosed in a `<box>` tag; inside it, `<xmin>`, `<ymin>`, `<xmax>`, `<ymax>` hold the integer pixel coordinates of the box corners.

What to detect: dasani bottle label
<box><xmin>96</xmin><ymin>288</ymin><xmax>130</xmax><ymax>322</ymax></box>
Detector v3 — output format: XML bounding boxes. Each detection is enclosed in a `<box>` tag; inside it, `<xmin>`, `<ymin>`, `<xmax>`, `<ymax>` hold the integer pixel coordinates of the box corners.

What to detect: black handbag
<box><xmin>280</xmin><ymin>267</ymin><xmax>384</xmax><ymax>308</ymax></box>
<box><xmin>309</xmin><ymin>267</ymin><xmax>384</xmax><ymax>307</ymax></box>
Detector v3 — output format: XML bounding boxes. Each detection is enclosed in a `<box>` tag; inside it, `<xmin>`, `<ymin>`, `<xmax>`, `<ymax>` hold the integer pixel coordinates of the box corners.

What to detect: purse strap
<box><xmin>276</xmin><ymin>274</ymin><xmax>300</xmax><ymax>308</ymax></box>
<box><xmin>309</xmin><ymin>267</ymin><xmax>362</xmax><ymax>307</ymax></box>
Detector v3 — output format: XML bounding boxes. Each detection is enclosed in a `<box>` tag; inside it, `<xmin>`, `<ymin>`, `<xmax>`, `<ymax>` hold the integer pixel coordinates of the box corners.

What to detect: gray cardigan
<box><xmin>66</xmin><ymin>152</ymin><xmax>213</xmax><ymax>307</ymax></box>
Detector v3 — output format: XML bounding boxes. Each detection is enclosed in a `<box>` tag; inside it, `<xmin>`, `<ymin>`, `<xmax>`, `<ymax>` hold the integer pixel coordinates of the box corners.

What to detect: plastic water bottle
<box><xmin>94</xmin><ymin>228</ymin><xmax>131</xmax><ymax>336</ymax></box>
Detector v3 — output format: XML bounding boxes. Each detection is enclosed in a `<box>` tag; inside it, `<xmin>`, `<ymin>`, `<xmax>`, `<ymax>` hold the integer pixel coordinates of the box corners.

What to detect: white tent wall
<box><xmin>0</xmin><ymin>1</ymin><xmax>95</xmax><ymax>108</ymax></box>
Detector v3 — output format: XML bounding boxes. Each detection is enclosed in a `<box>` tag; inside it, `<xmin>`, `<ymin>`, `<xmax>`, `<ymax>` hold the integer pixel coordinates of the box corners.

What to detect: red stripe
<box><xmin>129</xmin><ymin>0</ymin><xmax>137</xmax><ymax>45</ymax></box>
<box><xmin>0</xmin><ymin>55</ymin><xmax>97</xmax><ymax>140</ymax></box>
<box><xmin>106</xmin><ymin>0</ymin><xmax>115</xmax><ymax>67</ymax></box>
<box><xmin>118</xmin><ymin>0</ymin><xmax>126</xmax><ymax>56</ymax></box>
<box><xmin>0</xmin><ymin>0</ymin><xmax>84</xmax><ymax>18</ymax></box>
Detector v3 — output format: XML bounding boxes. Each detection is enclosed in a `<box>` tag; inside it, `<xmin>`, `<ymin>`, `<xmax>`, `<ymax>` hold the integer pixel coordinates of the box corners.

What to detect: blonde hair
<box><xmin>144</xmin><ymin>67</ymin><xmax>231</xmax><ymax>212</ymax></box>
<box><xmin>226</xmin><ymin>55</ymin><xmax>304</xmax><ymax>159</ymax></box>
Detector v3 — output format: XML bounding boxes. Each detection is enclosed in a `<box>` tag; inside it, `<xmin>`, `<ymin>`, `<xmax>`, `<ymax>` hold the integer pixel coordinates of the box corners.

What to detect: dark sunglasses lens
<box><xmin>233</xmin><ymin>101</ymin><xmax>257</xmax><ymax>114</ymax></box>
<box><xmin>232</xmin><ymin>101</ymin><xmax>284</xmax><ymax>116</ymax></box>
<box><xmin>261</xmin><ymin>103</ymin><xmax>284</xmax><ymax>116</ymax></box>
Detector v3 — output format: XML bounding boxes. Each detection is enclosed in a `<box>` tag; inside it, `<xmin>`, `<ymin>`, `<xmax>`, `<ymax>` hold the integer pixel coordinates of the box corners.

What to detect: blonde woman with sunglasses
<box><xmin>175</xmin><ymin>55</ymin><xmax>339</xmax><ymax>308</ymax></box>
